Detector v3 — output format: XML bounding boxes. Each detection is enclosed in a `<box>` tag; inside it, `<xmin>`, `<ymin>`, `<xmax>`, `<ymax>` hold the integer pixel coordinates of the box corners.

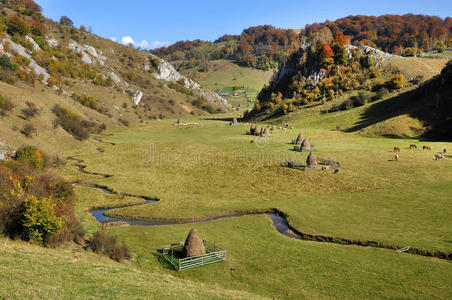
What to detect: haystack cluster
<box><xmin>249</xmin><ymin>125</ymin><xmax>271</xmax><ymax>136</ymax></box>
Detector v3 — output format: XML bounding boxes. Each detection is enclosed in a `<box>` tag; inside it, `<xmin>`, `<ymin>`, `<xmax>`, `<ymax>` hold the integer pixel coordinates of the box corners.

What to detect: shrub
<box><xmin>52</xmin><ymin>104</ymin><xmax>90</xmax><ymax>140</ymax></box>
<box><xmin>72</xmin><ymin>93</ymin><xmax>103</xmax><ymax>112</ymax></box>
<box><xmin>0</xmin><ymin>54</ymin><xmax>15</xmax><ymax>70</ymax></box>
<box><xmin>402</xmin><ymin>47</ymin><xmax>418</xmax><ymax>57</ymax></box>
<box><xmin>59</xmin><ymin>16</ymin><xmax>74</xmax><ymax>27</ymax></box>
<box><xmin>15</xmin><ymin>145</ymin><xmax>45</xmax><ymax>169</ymax></box>
<box><xmin>0</xmin><ymin>95</ymin><xmax>14</xmax><ymax>116</ymax></box>
<box><xmin>29</xmin><ymin>19</ymin><xmax>45</xmax><ymax>36</ymax></box>
<box><xmin>22</xmin><ymin>195</ymin><xmax>63</xmax><ymax>244</ymax></box>
<box><xmin>388</xmin><ymin>74</ymin><xmax>405</xmax><ymax>90</ymax></box>
<box><xmin>22</xmin><ymin>101</ymin><xmax>40</xmax><ymax>119</ymax></box>
<box><xmin>375</xmin><ymin>87</ymin><xmax>389</xmax><ymax>100</ymax></box>
<box><xmin>89</xmin><ymin>231</ymin><xmax>132</xmax><ymax>261</ymax></box>
<box><xmin>21</xmin><ymin>123</ymin><xmax>36</xmax><ymax>137</ymax></box>
<box><xmin>7</xmin><ymin>16</ymin><xmax>29</xmax><ymax>36</ymax></box>
<box><xmin>168</xmin><ymin>79</ymin><xmax>193</xmax><ymax>96</ymax></box>
<box><xmin>0</xmin><ymin>154</ymin><xmax>84</xmax><ymax>247</ymax></box>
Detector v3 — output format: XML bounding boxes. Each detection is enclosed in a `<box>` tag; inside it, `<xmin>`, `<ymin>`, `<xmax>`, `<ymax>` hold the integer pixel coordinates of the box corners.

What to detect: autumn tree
<box><xmin>333</xmin><ymin>33</ymin><xmax>348</xmax><ymax>65</ymax></box>
<box><xmin>319</xmin><ymin>43</ymin><xmax>334</xmax><ymax>68</ymax></box>
<box><xmin>7</xmin><ymin>16</ymin><xmax>29</xmax><ymax>36</ymax></box>
<box><xmin>59</xmin><ymin>16</ymin><xmax>74</xmax><ymax>27</ymax></box>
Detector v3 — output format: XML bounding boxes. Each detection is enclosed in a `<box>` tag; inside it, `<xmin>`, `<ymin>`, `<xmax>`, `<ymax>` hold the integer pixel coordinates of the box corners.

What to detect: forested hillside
<box><xmin>303</xmin><ymin>14</ymin><xmax>452</xmax><ymax>55</ymax></box>
<box><xmin>150</xmin><ymin>25</ymin><xmax>301</xmax><ymax>73</ymax></box>
<box><xmin>151</xmin><ymin>14</ymin><xmax>452</xmax><ymax>79</ymax></box>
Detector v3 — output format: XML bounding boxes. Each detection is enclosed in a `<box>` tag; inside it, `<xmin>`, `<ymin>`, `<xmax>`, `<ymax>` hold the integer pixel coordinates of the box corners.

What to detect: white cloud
<box><xmin>147</xmin><ymin>41</ymin><xmax>171</xmax><ymax>49</ymax></box>
<box><xmin>109</xmin><ymin>37</ymin><xmax>117</xmax><ymax>42</ymax></box>
<box><xmin>121</xmin><ymin>36</ymin><xmax>135</xmax><ymax>45</ymax></box>
<box><xmin>117</xmin><ymin>35</ymin><xmax>170</xmax><ymax>49</ymax></box>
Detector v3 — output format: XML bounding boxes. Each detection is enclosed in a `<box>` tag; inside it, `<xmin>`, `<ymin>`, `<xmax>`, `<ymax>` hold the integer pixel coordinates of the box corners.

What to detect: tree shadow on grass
<box><xmin>344</xmin><ymin>71</ymin><xmax>452</xmax><ymax>141</ymax></box>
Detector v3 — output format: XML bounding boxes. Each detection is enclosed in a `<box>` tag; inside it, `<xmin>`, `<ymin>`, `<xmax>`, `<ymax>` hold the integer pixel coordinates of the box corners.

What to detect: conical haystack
<box><xmin>183</xmin><ymin>228</ymin><xmax>206</xmax><ymax>258</ymax></box>
<box><xmin>232</xmin><ymin>117</ymin><xmax>238</xmax><ymax>125</ymax></box>
<box><xmin>254</xmin><ymin>125</ymin><xmax>260</xmax><ymax>136</ymax></box>
<box><xmin>301</xmin><ymin>139</ymin><xmax>311</xmax><ymax>151</ymax></box>
<box><xmin>306</xmin><ymin>152</ymin><xmax>318</xmax><ymax>168</ymax></box>
<box><xmin>296</xmin><ymin>133</ymin><xmax>304</xmax><ymax>144</ymax></box>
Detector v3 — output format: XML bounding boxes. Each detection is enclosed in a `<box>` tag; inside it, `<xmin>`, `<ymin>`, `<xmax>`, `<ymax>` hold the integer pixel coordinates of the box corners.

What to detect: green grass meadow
<box><xmin>52</xmin><ymin>106</ymin><xmax>452</xmax><ymax>298</ymax></box>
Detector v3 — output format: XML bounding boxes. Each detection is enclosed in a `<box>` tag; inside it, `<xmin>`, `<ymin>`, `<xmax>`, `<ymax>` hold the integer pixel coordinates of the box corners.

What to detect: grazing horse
<box><xmin>435</xmin><ymin>154</ymin><xmax>445</xmax><ymax>160</ymax></box>
<box><xmin>423</xmin><ymin>145</ymin><xmax>431</xmax><ymax>151</ymax></box>
<box><xmin>409</xmin><ymin>144</ymin><xmax>417</xmax><ymax>149</ymax></box>
<box><xmin>395</xmin><ymin>154</ymin><xmax>399</xmax><ymax>161</ymax></box>
<box><xmin>394</xmin><ymin>147</ymin><xmax>400</xmax><ymax>152</ymax></box>
<box><xmin>334</xmin><ymin>169</ymin><xmax>340</xmax><ymax>174</ymax></box>
<box><xmin>321</xmin><ymin>166</ymin><xmax>329</xmax><ymax>171</ymax></box>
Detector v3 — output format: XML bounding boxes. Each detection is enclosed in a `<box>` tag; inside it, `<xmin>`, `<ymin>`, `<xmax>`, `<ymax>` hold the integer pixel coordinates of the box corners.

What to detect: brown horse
<box><xmin>409</xmin><ymin>144</ymin><xmax>417</xmax><ymax>149</ymax></box>
<box><xmin>423</xmin><ymin>145</ymin><xmax>431</xmax><ymax>151</ymax></box>
<box><xmin>444</xmin><ymin>148</ymin><xmax>447</xmax><ymax>154</ymax></box>
<box><xmin>394</xmin><ymin>147</ymin><xmax>400</xmax><ymax>152</ymax></box>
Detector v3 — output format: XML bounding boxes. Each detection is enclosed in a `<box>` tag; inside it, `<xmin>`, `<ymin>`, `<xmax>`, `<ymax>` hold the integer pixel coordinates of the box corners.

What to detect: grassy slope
<box><xmin>107</xmin><ymin>215</ymin><xmax>452</xmax><ymax>299</ymax></box>
<box><xmin>0</xmin><ymin>81</ymin><xmax>118</xmax><ymax>154</ymax></box>
<box><xmin>198</xmin><ymin>60</ymin><xmax>274</xmax><ymax>106</ymax></box>
<box><xmin>0</xmin><ymin>237</ymin><xmax>263</xmax><ymax>299</ymax></box>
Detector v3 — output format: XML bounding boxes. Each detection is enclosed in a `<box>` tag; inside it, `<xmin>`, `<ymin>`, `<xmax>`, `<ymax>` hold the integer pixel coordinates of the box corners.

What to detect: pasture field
<box><xmin>60</xmin><ymin>108</ymin><xmax>452</xmax><ymax>298</ymax></box>
<box><xmin>198</xmin><ymin>60</ymin><xmax>274</xmax><ymax>105</ymax></box>
<box><xmin>0</xmin><ymin>237</ymin><xmax>260</xmax><ymax>299</ymax></box>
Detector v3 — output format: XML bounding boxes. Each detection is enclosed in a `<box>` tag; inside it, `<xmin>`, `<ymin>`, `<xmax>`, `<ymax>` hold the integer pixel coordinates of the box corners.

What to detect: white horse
<box><xmin>434</xmin><ymin>154</ymin><xmax>445</xmax><ymax>160</ymax></box>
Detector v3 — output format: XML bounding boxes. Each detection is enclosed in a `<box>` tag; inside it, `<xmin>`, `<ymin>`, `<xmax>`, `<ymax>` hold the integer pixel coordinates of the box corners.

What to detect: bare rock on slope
<box><xmin>2</xmin><ymin>38</ymin><xmax>50</xmax><ymax>82</ymax></box>
<box><xmin>149</xmin><ymin>54</ymin><xmax>230</xmax><ymax>107</ymax></box>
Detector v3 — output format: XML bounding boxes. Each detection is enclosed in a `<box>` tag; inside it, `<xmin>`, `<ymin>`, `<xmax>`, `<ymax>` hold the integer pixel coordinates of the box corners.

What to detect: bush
<box><xmin>0</xmin><ymin>95</ymin><xmax>14</xmax><ymax>116</ymax></box>
<box><xmin>72</xmin><ymin>93</ymin><xmax>103</xmax><ymax>112</ymax></box>
<box><xmin>0</xmin><ymin>54</ymin><xmax>15</xmax><ymax>70</ymax></box>
<box><xmin>388</xmin><ymin>74</ymin><xmax>405</xmax><ymax>90</ymax></box>
<box><xmin>22</xmin><ymin>195</ymin><xmax>63</xmax><ymax>244</ymax></box>
<box><xmin>0</xmin><ymin>156</ymin><xmax>85</xmax><ymax>247</ymax></box>
<box><xmin>402</xmin><ymin>47</ymin><xmax>418</xmax><ymax>57</ymax></box>
<box><xmin>21</xmin><ymin>123</ymin><xmax>36</xmax><ymax>137</ymax></box>
<box><xmin>375</xmin><ymin>87</ymin><xmax>389</xmax><ymax>100</ymax></box>
<box><xmin>89</xmin><ymin>231</ymin><xmax>132</xmax><ymax>261</ymax></box>
<box><xmin>59</xmin><ymin>16</ymin><xmax>74</xmax><ymax>27</ymax></box>
<box><xmin>52</xmin><ymin>104</ymin><xmax>90</xmax><ymax>140</ymax></box>
<box><xmin>7</xmin><ymin>16</ymin><xmax>29</xmax><ymax>36</ymax></box>
<box><xmin>29</xmin><ymin>19</ymin><xmax>45</xmax><ymax>36</ymax></box>
<box><xmin>22</xmin><ymin>101</ymin><xmax>40</xmax><ymax>119</ymax></box>
<box><xmin>15</xmin><ymin>145</ymin><xmax>45</xmax><ymax>169</ymax></box>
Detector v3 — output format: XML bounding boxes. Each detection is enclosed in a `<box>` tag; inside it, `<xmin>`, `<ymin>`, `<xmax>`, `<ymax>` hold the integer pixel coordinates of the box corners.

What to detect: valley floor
<box><xmin>48</xmin><ymin>114</ymin><xmax>452</xmax><ymax>299</ymax></box>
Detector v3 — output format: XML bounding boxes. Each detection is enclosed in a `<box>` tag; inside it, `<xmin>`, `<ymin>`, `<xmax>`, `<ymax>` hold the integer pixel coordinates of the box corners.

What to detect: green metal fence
<box><xmin>160</xmin><ymin>239</ymin><xmax>227</xmax><ymax>271</ymax></box>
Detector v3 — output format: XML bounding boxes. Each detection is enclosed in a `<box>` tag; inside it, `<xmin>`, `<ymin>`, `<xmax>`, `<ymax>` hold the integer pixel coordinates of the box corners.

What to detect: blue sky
<box><xmin>36</xmin><ymin>0</ymin><xmax>452</xmax><ymax>49</ymax></box>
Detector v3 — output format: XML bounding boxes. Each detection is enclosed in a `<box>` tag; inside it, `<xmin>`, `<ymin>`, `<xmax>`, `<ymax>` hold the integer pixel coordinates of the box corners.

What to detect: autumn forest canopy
<box><xmin>150</xmin><ymin>14</ymin><xmax>452</xmax><ymax>74</ymax></box>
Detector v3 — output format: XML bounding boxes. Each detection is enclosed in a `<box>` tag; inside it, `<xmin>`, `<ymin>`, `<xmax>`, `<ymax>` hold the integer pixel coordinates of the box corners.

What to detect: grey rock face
<box><xmin>3</xmin><ymin>38</ymin><xmax>50</xmax><ymax>82</ymax></box>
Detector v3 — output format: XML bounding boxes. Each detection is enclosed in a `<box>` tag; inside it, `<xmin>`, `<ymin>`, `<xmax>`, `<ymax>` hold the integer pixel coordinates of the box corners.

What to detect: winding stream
<box><xmin>83</xmin><ymin>184</ymin><xmax>292</xmax><ymax>232</ymax></box>
<box><xmin>71</xmin><ymin>159</ymin><xmax>451</xmax><ymax>260</ymax></box>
